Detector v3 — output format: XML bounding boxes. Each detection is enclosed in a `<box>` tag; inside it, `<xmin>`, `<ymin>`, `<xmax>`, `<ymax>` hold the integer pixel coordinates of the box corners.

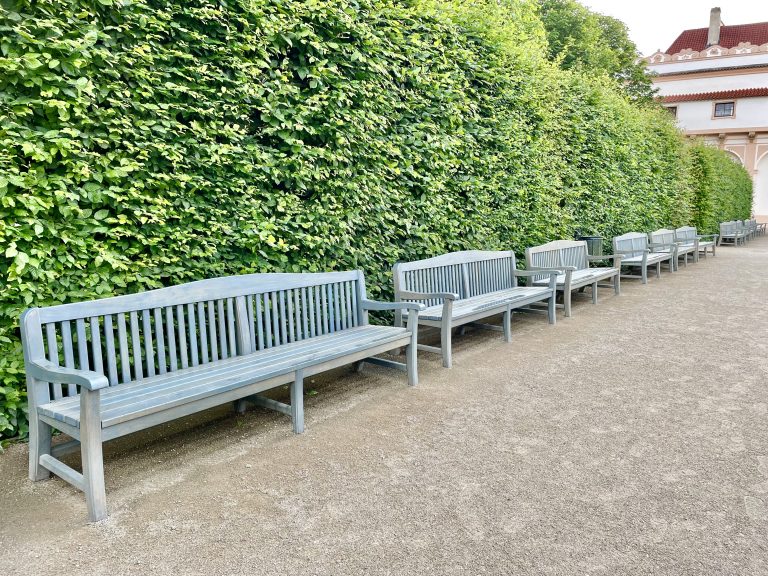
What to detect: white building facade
<box><xmin>645</xmin><ymin>8</ymin><xmax>768</xmax><ymax>216</ymax></box>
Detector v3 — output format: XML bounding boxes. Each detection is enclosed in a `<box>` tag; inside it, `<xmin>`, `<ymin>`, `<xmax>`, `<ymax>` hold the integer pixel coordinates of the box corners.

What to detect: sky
<box><xmin>581</xmin><ymin>1</ymin><xmax>768</xmax><ymax>56</ymax></box>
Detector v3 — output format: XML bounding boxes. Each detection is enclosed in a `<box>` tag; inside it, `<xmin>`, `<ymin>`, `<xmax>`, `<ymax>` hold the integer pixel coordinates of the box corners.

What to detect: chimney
<box><xmin>707</xmin><ymin>7</ymin><xmax>722</xmax><ymax>46</ymax></box>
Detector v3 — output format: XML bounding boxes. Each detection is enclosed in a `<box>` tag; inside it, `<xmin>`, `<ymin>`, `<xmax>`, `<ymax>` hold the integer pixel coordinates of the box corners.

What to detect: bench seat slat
<box><xmin>620</xmin><ymin>253</ymin><xmax>670</xmax><ymax>265</ymax></box>
<box><xmin>418</xmin><ymin>287</ymin><xmax>551</xmax><ymax>321</ymax></box>
<box><xmin>532</xmin><ymin>267</ymin><xmax>618</xmax><ymax>288</ymax></box>
<box><xmin>37</xmin><ymin>326</ymin><xmax>409</xmax><ymax>429</ymax></box>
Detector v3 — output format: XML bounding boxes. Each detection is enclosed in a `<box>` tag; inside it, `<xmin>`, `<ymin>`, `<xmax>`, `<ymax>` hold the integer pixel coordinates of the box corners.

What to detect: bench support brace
<box><xmin>248</xmin><ymin>394</ymin><xmax>292</xmax><ymax>417</ymax></box>
<box><xmin>363</xmin><ymin>356</ymin><xmax>407</xmax><ymax>372</ymax></box>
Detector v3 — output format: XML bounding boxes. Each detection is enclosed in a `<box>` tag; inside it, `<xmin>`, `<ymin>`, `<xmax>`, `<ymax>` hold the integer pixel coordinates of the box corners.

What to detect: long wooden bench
<box><xmin>674</xmin><ymin>226</ymin><xmax>717</xmax><ymax>259</ymax></box>
<box><xmin>613</xmin><ymin>232</ymin><xmax>675</xmax><ymax>284</ymax></box>
<box><xmin>719</xmin><ymin>221</ymin><xmax>748</xmax><ymax>246</ymax></box>
<box><xmin>21</xmin><ymin>272</ymin><xmax>422</xmax><ymax>522</ymax></box>
<box><xmin>750</xmin><ymin>219</ymin><xmax>767</xmax><ymax>237</ymax></box>
<box><xmin>392</xmin><ymin>250</ymin><xmax>558</xmax><ymax>368</ymax></box>
<box><xmin>524</xmin><ymin>240</ymin><xmax>621</xmax><ymax>318</ymax></box>
<box><xmin>649</xmin><ymin>228</ymin><xmax>690</xmax><ymax>271</ymax></box>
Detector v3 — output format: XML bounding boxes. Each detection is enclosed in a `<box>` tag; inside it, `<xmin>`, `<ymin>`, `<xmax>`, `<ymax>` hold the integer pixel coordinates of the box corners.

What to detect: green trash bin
<box><xmin>576</xmin><ymin>235</ymin><xmax>603</xmax><ymax>257</ymax></box>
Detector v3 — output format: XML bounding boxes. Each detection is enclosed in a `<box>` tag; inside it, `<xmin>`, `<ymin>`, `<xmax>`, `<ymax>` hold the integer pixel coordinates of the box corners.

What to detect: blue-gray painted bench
<box><xmin>524</xmin><ymin>240</ymin><xmax>622</xmax><ymax>318</ymax></box>
<box><xmin>648</xmin><ymin>229</ymin><xmax>688</xmax><ymax>271</ymax></box>
<box><xmin>20</xmin><ymin>272</ymin><xmax>422</xmax><ymax>522</ymax></box>
<box><xmin>747</xmin><ymin>218</ymin><xmax>767</xmax><ymax>237</ymax></box>
<box><xmin>718</xmin><ymin>221</ymin><xmax>748</xmax><ymax>246</ymax></box>
<box><xmin>613</xmin><ymin>232</ymin><xmax>675</xmax><ymax>284</ymax></box>
<box><xmin>392</xmin><ymin>250</ymin><xmax>558</xmax><ymax>368</ymax></box>
<box><xmin>674</xmin><ymin>226</ymin><xmax>717</xmax><ymax>260</ymax></box>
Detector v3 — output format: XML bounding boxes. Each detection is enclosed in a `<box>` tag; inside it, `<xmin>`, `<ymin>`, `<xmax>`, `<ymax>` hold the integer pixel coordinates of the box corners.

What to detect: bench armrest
<box><xmin>515</xmin><ymin>268</ymin><xmax>560</xmax><ymax>288</ymax></box>
<box><xmin>396</xmin><ymin>290</ymin><xmax>459</xmax><ymax>302</ymax></box>
<box><xmin>361</xmin><ymin>299</ymin><xmax>425</xmax><ymax>312</ymax></box>
<box><xmin>27</xmin><ymin>359</ymin><xmax>109</xmax><ymax>391</ymax></box>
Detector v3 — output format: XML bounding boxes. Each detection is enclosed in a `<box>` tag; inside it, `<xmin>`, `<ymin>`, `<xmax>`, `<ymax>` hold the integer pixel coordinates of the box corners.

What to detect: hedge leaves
<box><xmin>0</xmin><ymin>0</ymin><xmax>752</xmax><ymax>438</ymax></box>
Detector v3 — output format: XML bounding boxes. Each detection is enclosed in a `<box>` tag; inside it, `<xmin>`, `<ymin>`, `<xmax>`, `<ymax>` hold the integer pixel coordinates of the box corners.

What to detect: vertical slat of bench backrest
<box><xmin>465</xmin><ymin>254</ymin><xmax>516</xmax><ymax>298</ymax></box>
<box><xmin>675</xmin><ymin>226</ymin><xmax>696</xmax><ymax>243</ymax></box>
<box><xmin>649</xmin><ymin>229</ymin><xmax>675</xmax><ymax>246</ymax></box>
<box><xmin>26</xmin><ymin>273</ymin><xmax>363</xmax><ymax>405</ymax></box>
<box><xmin>613</xmin><ymin>233</ymin><xmax>647</xmax><ymax>256</ymax></box>
<box><xmin>44</xmin><ymin>323</ymin><xmax>63</xmax><ymax>399</ymax></box>
<box><xmin>396</xmin><ymin>265</ymin><xmax>465</xmax><ymax>306</ymax></box>
<box><xmin>526</xmin><ymin>240</ymin><xmax>587</xmax><ymax>283</ymax></box>
<box><xmin>559</xmin><ymin>245</ymin><xmax>587</xmax><ymax>270</ymax></box>
<box><xmin>243</xmin><ymin>276</ymin><xmax>363</xmax><ymax>350</ymax></box>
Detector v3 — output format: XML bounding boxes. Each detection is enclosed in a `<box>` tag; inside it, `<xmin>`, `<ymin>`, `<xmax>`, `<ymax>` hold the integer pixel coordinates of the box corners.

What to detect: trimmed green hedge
<box><xmin>0</xmin><ymin>0</ymin><xmax>752</xmax><ymax>439</ymax></box>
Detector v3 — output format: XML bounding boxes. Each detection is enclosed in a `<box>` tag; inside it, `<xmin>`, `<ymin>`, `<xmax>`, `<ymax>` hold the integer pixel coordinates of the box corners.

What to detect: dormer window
<box><xmin>713</xmin><ymin>101</ymin><xmax>735</xmax><ymax>118</ymax></box>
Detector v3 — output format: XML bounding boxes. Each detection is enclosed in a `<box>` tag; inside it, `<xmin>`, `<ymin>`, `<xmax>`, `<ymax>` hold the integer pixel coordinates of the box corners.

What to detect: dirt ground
<box><xmin>2</xmin><ymin>239</ymin><xmax>768</xmax><ymax>575</ymax></box>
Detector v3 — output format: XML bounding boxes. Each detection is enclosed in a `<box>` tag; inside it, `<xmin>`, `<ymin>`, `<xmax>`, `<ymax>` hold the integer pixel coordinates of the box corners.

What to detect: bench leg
<box><xmin>233</xmin><ymin>399</ymin><xmax>248</xmax><ymax>415</ymax></box>
<box><xmin>438</xmin><ymin>298</ymin><xmax>454</xmax><ymax>368</ymax></box>
<box><xmin>80</xmin><ymin>390</ymin><xmax>107</xmax><ymax>522</ymax></box>
<box><xmin>564</xmin><ymin>289</ymin><xmax>572</xmax><ymax>318</ymax></box>
<box><xmin>28</xmin><ymin>414</ymin><xmax>52</xmax><ymax>482</ymax></box>
<box><xmin>441</xmin><ymin>328</ymin><xmax>452</xmax><ymax>368</ymax></box>
<box><xmin>503</xmin><ymin>308</ymin><xmax>512</xmax><ymax>343</ymax></box>
<box><xmin>548</xmin><ymin>294</ymin><xmax>556</xmax><ymax>325</ymax></box>
<box><xmin>656</xmin><ymin>262</ymin><xmax>661</xmax><ymax>278</ymax></box>
<box><xmin>613</xmin><ymin>272</ymin><xmax>621</xmax><ymax>295</ymax></box>
<box><xmin>591</xmin><ymin>281</ymin><xmax>598</xmax><ymax>304</ymax></box>
<box><xmin>291</xmin><ymin>369</ymin><xmax>305</xmax><ymax>434</ymax></box>
<box><xmin>406</xmin><ymin>315</ymin><xmax>418</xmax><ymax>386</ymax></box>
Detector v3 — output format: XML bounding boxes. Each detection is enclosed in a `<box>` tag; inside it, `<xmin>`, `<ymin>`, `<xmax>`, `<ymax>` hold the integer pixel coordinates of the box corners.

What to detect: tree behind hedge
<box><xmin>0</xmin><ymin>0</ymin><xmax>752</xmax><ymax>438</ymax></box>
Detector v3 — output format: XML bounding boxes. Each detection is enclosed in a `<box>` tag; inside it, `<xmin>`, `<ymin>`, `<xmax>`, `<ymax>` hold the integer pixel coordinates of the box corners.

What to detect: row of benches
<box><xmin>19</xmin><ymin>224</ymin><xmax>728</xmax><ymax>521</ymax></box>
<box><xmin>719</xmin><ymin>219</ymin><xmax>766</xmax><ymax>246</ymax></box>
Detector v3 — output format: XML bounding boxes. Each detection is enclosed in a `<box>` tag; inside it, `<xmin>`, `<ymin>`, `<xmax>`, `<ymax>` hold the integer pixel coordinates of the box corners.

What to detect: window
<box><xmin>665</xmin><ymin>106</ymin><xmax>677</xmax><ymax>117</ymax></box>
<box><xmin>713</xmin><ymin>101</ymin><xmax>735</xmax><ymax>118</ymax></box>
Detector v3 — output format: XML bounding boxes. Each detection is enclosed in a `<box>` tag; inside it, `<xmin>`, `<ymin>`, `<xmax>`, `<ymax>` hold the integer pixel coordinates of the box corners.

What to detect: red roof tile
<box><xmin>661</xmin><ymin>87</ymin><xmax>768</xmax><ymax>103</ymax></box>
<box><xmin>666</xmin><ymin>22</ymin><xmax>768</xmax><ymax>54</ymax></box>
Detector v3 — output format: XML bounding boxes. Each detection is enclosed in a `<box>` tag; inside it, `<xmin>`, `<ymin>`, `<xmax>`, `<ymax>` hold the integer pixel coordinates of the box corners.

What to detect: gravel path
<box><xmin>2</xmin><ymin>239</ymin><xmax>768</xmax><ymax>575</ymax></box>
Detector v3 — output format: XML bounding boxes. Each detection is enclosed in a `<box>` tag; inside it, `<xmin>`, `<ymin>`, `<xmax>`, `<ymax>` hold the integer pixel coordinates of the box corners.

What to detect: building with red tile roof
<box><xmin>645</xmin><ymin>8</ymin><xmax>768</xmax><ymax>216</ymax></box>
<box><xmin>666</xmin><ymin>22</ymin><xmax>768</xmax><ymax>55</ymax></box>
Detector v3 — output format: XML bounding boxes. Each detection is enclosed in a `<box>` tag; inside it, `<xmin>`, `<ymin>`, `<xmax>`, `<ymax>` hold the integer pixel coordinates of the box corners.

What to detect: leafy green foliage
<box><xmin>688</xmin><ymin>144</ymin><xmax>754</xmax><ymax>232</ymax></box>
<box><xmin>0</xmin><ymin>0</ymin><xmax>752</xmax><ymax>439</ymax></box>
<box><xmin>538</xmin><ymin>0</ymin><xmax>656</xmax><ymax>101</ymax></box>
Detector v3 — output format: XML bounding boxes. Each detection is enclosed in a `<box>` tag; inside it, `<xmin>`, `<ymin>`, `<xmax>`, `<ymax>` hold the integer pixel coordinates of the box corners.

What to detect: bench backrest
<box><xmin>21</xmin><ymin>272</ymin><xmax>368</xmax><ymax>403</ymax></box>
<box><xmin>675</xmin><ymin>226</ymin><xmax>697</xmax><ymax>243</ymax></box>
<box><xmin>720</xmin><ymin>221</ymin><xmax>738</xmax><ymax>235</ymax></box>
<box><xmin>648</xmin><ymin>229</ymin><xmax>675</xmax><ymax>246</ymax></box>
<box><xmin>525</xmin><ymin>240</ymin><xmax>588</xmax><ymax>282</ymax></box>
<box><xmin>393</xmin><ymin>250</ymin><xmax>518</xmax><ymax>306</ymax></box>
<box><xmin>613</xmin><ymin>232</ymin><xmax>648</xmax><ymax>257</ymax></box>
